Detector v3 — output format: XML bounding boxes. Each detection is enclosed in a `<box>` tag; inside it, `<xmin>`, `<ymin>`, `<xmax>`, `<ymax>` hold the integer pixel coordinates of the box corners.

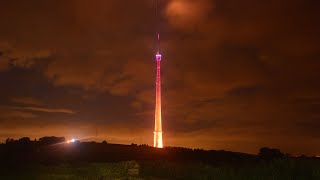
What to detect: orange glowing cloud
<box><xmin>165</xmin><ymin>0</ymin><xmax>213</xmax><ymax>29</ymax></box>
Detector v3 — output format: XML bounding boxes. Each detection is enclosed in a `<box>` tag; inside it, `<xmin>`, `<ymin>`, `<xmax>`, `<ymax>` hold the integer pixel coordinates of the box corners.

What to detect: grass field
<box><xmin>1</xmin><ymin>159</ymin><xmax>320</xmax><ymax>180</ymax></box>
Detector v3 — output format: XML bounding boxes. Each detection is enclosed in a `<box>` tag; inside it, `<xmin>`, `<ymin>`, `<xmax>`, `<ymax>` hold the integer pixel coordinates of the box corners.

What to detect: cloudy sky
<box><xmin>0</xmin><ymin>0</ymin><xmax>319</xmax><ymax>155</ymax></box>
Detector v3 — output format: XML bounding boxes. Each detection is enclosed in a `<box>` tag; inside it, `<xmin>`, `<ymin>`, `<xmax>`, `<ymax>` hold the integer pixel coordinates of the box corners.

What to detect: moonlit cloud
<box><xmin>11</xmin><ymin>97</ymin><xmax>42</xmax><ymax>106</ymax></box>
<box><xmin>12</xmin><ymin>106</ymin><xmax>76</xmax><ymax>114</ymax></box>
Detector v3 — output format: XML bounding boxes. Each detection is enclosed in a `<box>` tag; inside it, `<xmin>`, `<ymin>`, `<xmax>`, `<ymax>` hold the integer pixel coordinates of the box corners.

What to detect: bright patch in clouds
<box><xmin>166</xmin><ymin>0</ymin><xmax>213</xmax><ymax>29</ymax></box>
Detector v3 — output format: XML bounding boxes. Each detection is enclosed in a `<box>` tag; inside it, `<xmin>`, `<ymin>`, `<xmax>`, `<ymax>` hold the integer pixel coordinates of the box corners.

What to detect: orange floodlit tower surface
<box><xmin>154</xmin><ymin>49</ymin><xmax>163</xmax><ymax>148</ymax></box>
<box><xmin>153</xmin><ymin>0</ymin><xmax>163</xmax><ymax>148</ymax></box>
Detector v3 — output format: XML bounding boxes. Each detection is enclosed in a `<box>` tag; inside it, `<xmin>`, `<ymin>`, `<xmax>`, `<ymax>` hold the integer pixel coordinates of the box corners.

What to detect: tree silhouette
<box><xmin>39</xmin><ymin>136</ymin><xmax>65</xmax><ymax>146</ymax></box>
<box><xmin>259</xmin><ymin>147</ymin><xmax>284</xmax><ymax>160</ymax></box>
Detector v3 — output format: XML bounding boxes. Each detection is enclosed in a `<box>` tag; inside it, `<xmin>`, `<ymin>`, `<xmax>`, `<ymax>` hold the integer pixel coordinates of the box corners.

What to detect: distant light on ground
<box><xmin>67</xmin><ymin>138</ymin><xmax>76</xmax><ymax>143</ymax></box>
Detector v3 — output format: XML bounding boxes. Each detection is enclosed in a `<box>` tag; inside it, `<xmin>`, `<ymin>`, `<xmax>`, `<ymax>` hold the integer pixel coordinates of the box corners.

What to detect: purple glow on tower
<box><xmin>156</xmin><ymin>53</ymin><xmax>162</xmax><ymax>61</ymax></box>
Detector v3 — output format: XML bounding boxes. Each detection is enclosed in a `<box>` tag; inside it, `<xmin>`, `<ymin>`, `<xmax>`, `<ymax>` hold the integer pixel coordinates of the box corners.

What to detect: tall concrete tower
<box><xmin>154</xmin><ymin>32</ymin><xmax>163</xmax><ymax>148</ymax></box>
<box><xmin>153</xmin><ymin>0</ymin><xmax>163</xmax><ymax>148</ymax></box>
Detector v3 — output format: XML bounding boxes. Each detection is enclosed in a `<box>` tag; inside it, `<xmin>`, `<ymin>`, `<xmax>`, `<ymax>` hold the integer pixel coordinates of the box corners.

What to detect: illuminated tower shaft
<box><xmin>154</xmin><ymin>0</ymin><xmax>163</xmax><ymax>148</ymax></box>
<box><xmin>154</xmin><ymin>51</ymin><xmax>163</xmax><ymax>148</ymax></box>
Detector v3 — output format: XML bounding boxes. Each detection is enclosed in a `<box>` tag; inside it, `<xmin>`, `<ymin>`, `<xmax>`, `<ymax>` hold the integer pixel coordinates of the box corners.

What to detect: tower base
<box><xmin>153</xmin><ymin>131</ymin><xmax>163</xmax><ymax>148</ymax></box>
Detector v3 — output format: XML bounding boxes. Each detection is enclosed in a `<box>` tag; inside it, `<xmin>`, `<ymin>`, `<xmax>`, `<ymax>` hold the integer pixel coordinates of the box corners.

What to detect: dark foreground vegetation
<box><xmin>0</xmin><ymin>137</ymin><xmax>319</xmax><ymax>179</ymax></box>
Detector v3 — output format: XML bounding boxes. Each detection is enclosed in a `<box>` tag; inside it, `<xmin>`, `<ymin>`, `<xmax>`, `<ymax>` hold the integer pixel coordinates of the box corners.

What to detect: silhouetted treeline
<box><xmin>0</xmin><ymin>137</ymin><xmax>317</xmax><ymax>166</ymax></box>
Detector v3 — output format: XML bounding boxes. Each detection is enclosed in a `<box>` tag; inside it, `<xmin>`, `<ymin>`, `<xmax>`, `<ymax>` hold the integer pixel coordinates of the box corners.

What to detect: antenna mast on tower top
<box><xmin>155</xmin><ymin>0</ymin><xmax>160</xmax><ymax>54</ymax></box>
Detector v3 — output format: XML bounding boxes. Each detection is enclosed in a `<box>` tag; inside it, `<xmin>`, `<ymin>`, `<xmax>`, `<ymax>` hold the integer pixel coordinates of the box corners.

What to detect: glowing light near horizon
<box><xmin>67</xmin><ymin>138</ymin><xmax>75</xmax><ymax>143</ymax></box>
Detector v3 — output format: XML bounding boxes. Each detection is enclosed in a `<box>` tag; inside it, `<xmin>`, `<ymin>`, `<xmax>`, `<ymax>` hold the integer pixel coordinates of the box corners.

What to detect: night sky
<box><xmin>0</xmin><ymin>0</ymin><xmax>319</xmax><ymax>155</ymax></box>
